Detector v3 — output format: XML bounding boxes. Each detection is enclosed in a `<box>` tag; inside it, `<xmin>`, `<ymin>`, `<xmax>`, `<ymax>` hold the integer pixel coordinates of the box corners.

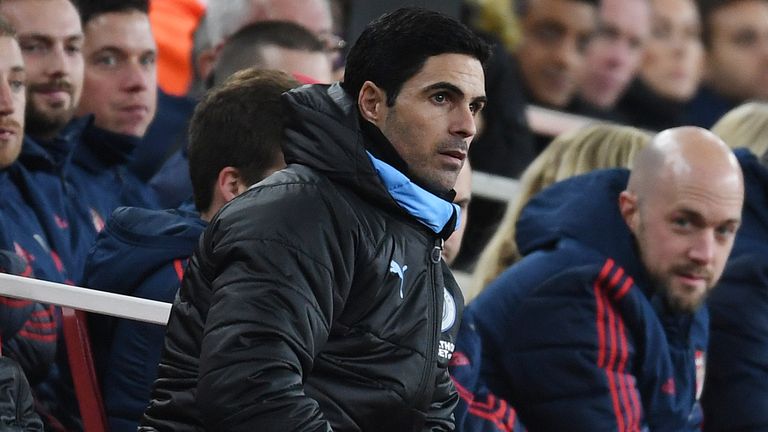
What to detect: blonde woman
<box><xmin>464</xmin><ymin>0</ymin><xmax>521</xmax><ymax>53</ymax></box>
<box><xmin>711</xmin><ymin>101</ymin><xmax>768</xmax><ymax>157</ymax></box>
<box><xmin>467</xmin><ymin>123</ymin><xmax>651</xmax><ymax>302</ymax></box>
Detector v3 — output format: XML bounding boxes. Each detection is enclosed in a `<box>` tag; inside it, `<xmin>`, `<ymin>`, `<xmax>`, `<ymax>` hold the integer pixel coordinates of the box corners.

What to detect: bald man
<box><xmin>452</xmin><ymin>127</ymin><xmax>743</xmax><ymax>431</ymax></box>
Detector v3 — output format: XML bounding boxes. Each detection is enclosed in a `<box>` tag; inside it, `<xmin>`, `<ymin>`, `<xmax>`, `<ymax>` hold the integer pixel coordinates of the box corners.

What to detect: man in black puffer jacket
<box><xmin>141</xmin><ymin>7</ymin><xmax>490</xmax><ymax>432</ymax></box>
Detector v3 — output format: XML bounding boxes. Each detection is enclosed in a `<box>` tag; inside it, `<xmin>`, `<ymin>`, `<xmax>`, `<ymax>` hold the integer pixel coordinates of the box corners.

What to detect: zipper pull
<box><xmin>431</xmin><ymin>238</ymin><xmax>443</xmax><ymax>263</ymax></box>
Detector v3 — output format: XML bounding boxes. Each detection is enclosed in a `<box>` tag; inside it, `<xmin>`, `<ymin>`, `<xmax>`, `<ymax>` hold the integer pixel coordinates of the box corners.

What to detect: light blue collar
<box><xmin>367</xmin><ymin>152</ymin><xmax>460</xmax><ymax>234</ymax></box>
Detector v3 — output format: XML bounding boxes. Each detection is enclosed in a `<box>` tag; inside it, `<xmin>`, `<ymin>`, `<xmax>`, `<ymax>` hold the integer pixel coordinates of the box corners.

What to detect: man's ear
<box><xmin>358</xmin><ymin>80</ymin><xmax>386</xmax><ymax>125</ymax></box>
<box><xmin>217</xmin><ymin>166</ymin><xmax>245</xmax><ymax>203</ymax></box>
<box><xmin>618</xmin><ymin>190</ymin><xmax>639</xmax><ymax>231</ymax></box>
<box><xmin>196</xmin><ymin>44</ymin><xmax>221</xmax><ymax>83</ymax></box>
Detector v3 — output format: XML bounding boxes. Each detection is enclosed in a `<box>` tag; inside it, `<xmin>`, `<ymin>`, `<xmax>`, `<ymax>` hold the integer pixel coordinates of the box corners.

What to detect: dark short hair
<box><xmin>188</xmin><ymin>68</ymin><xmax>299</xmax><ymax>213</ymax></box>
<box><xmin>73</xmin><ymin>0</ymin><xmax>148</xmax><ymax>26</ymax></box>
<box><xmin>342</xmin><ymin>7</ymin><xmax>491</xmax><ymax>106</ymax></box>
<box><xmin>0</xmin><ymin>15</ymin><xmax>16</xmax><ymax>38</ymax></box>
<box><xmin>695</xmin><ymin>0</ymin><xmax>758</xmax><ymax>48</ymax></box>
<box><xmin>212</xmin><ymin>20</ymin><xmax>326</xmax><ymax>87</ymax></box>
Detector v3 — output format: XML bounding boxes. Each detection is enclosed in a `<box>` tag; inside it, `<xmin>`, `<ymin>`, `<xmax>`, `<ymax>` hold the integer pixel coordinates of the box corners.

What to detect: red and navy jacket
<box><xmin>702</xmin><ymin>149</ymin><xmax>768</xmax><ymax>431</ymax></box>
<box><xmin>0</xmin><ymin>165</ymin><xmax>68</xmax><ymax>381</ymax></box>
<box><xmin>17</xmin><ymin>118</ymin><xmax>97</xmax><ymax>284</ymax></box>
<box><xmin>82</xmin><ymin>203</ymin><xmax>205</xmax><ymax>432</ymax></box>
<box><xmin>454</xmin><ymin>169</ymin><xmax>708</xmax><ymax>431</ymax></box>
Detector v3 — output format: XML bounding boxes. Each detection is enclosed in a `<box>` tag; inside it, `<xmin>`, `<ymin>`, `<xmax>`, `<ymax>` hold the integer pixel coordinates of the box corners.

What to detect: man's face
<box><xmin>705</xmin><ymin>0</ymin><xmax>768</xmax><ymax>102</ymax></box>
<box><xmin>581</xmin><ymin>0</ymin><xmax>651</xmax><ymax>108</ymax></box>
<box><xmin>640</xmin><ymin>0</ymin><xmax>702</xmax><ymax>101</ymax></box>
<box><xmin>258</xmin><ymin>0</ymin><xmax>333</xmax><ymax>36</ymax></box>
<box><xmin>0</xmin><ymin>36</ymin><xmax>26</xmax><ymax>168</ymax></box>
<box><xmin>76</xmin><ymin>10</ymin><xmax>157</xmax><ymax>137</ymax></box>
<box><xmin>444</xmin><ymin>162</ymin><xmax>472</xmax><ymax>265</ymax></box>
<box><xmin>371</xmin><ymin>53</ymin><xmax>486</xmax><ymax>194</ymax></box>
<box><xmin>251</xmin><ymin>0</ymin><xmax>340</xmax><ymax>52</ymax></box>
<box><xmin>625</xmin><ymin>166</ymin><xmax>743</xmax><ymax>313</ymax></box>
<box><xmin>517</xmin><ymin>0</ymin><xmax>597</xmax><ymax>107</ymax></box>
<box><xmin>0</xmin><ymin>0</ymin><xmax>83</xmax><ymax>140</ymax></box>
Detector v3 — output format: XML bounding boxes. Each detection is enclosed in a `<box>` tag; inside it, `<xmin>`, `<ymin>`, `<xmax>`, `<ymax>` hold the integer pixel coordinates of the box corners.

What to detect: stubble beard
<box><xmin>25</xmin><ymin>98</ymin><xmax>75</xmax><ymax>139</ymax></box>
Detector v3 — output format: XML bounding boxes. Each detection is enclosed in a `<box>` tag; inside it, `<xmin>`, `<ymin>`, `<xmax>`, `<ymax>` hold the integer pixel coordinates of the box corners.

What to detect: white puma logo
<box><xmin>389</xmin><ymin>260</ymin><xmax>408</xmax><ymax>298</ymax></box>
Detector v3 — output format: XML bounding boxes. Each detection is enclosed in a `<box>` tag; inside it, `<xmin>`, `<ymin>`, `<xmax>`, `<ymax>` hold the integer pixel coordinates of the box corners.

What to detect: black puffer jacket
<box><xmin>140</xmin><ymin>84</ymin><xmax>464</xmax><ymax>432</ymax></box>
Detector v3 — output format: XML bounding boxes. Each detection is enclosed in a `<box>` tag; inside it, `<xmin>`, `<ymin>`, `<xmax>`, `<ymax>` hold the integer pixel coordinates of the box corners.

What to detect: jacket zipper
<box><xmin>413</xmin><ymin>238</ymin><xmax>444</xmax><ymax>409</ymax></box>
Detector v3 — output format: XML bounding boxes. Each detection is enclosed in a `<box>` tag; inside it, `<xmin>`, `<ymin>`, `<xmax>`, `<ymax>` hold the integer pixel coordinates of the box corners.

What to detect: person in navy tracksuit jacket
<box><xmin>69</xmin><ymin>121</ymin><xmax>160</xmax><ymax>233</ymax></box>
<box><xmin>16</xmin><ymin>119</ymin><xmax>97</xmax><ymax>285</ymax></box>
<box><xmin>453</xmin><ymin>127</ymin><xmax>744</xmax><ymax>431</ymax></box>
<box><xmin>701</xmin><ymin>149</ymin><xmax>768</xmax><ymax>431</ymax></box>
<box><xmin>82</xmin><ymin>204</ymin><xmax>205</xmax><ymax>432</ymax></box>
<box><xmin>82</xmin><ymin>68</ymin><xmax>296</xmax><ymax>432</ymax></box>
<box><xmin>0</xmin><ymin>169</ymin><xmax>65</xmax><ymax>385</ymax></box>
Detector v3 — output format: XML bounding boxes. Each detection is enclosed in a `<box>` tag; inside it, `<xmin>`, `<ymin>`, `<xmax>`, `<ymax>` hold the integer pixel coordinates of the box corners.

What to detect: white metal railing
<box><xmin>0</xmin><ymin>105</ymin><xmax>589</xmax><ymax>323</ymax></box>
<box><xmin>0</xmin><ymin>272</ymin><xmax>171</xmax><ymax>324</ymax></box>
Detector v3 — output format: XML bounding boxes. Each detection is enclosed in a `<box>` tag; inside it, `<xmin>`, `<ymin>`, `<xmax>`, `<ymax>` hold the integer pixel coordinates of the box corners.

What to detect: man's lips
<box><xmin>33</xmin><ymin>89</ymin><xmax>70</xmax><ymax>104</ymax></box>
<box><xmin>440</xmin><ymin>149</ymin><xmax>466</xmax><ymax>162</ymax></box>
<box><xmin>0</xmin><ymin>122</ymin><xmax>21</xmax><ymax>140</ymax></box>
<box><xmin>675</xmin><ymin>271</ymin><xmax>710</xmax><ymax>287</ymax></box>
<box><xmin>117</xmin><ymin>104</ymin><xmax>150</xmax><ymax>119</ymax></box>
<box><xmin>119</xmin><ymin>104</ymin><xmax>149</xmax><ymax>113</ymax></box>
<box><xmin>0</xmin><ymin>128</ymin><xmax>18</xmax><ymax>141</ymax></box>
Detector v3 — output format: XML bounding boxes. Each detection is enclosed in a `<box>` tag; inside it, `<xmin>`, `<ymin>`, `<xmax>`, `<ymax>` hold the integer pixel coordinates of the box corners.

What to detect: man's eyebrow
<box><xmin>93</xmin><ymin>46</ymin><xmax>123</xmax><ymax>54</ymax></box>
<box><xmin>20</xmin><ymin>33</ymin><xmax>52</xmax><ymax>43</ymax></box>
<box><xmin>423</xmin><ymin>82</ymin><xmax>487</xmax><ymax>104</ymax></box>
<box><xmin>20</xmin><ymin>33</ymin><xmax>83</xmax><ymax>43</ymax></box>
<box><xmin>678</xmin><ymin>208</ymin><xmax>741</xmax><ymax>226</ymax></box>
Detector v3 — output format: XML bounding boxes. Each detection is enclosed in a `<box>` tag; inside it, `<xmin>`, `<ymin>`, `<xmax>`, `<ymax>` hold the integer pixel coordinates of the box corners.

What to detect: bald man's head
<box><xmin>620</xmin><ymin>126</ymin><xmax>744</xmax><ymax>313</ymax></box>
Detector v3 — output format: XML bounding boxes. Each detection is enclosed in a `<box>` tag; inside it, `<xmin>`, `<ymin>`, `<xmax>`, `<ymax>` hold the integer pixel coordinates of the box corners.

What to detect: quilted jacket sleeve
<box><xmin>502</xmin><ymin>262</ymin><xmax>645</xmax><ymax>431</ymax></box>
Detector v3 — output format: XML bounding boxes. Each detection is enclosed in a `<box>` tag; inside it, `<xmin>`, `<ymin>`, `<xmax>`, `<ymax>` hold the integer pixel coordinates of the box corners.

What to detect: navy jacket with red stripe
<box><xmin>455</xmin><ymin>169</ymin><xmax>707</xmax><ymax>431</ymax></box>
<box><xmin>82</xmin><ymin>203</ymin><xmax>205</xmax><ymax>432</ymax></box>
<box><xmin>0</xmin><ymin>166</ymin><xmax>69</xmax><ymax>386</ymax></box>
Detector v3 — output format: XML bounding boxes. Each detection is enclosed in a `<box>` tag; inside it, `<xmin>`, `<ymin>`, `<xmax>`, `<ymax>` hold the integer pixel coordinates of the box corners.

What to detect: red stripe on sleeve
<box><xmin>616</xmin><ymin>319</ymin><xmax>637</xmax><ymax>431</ymax></box>
<box><xmin>595</xmin><ymin>259</ymin><xmax>614</xmax><ymax>367</ymax></box>
<box><xmin>613</xmin><ymin>277</ymin><xmax>634</xmax><ymax>301</ymax></box>
<box><xmin>453</xmin><ymin>377</ymin><xmax>517</xmax><ymax>431</ymax></box>
<box><xmin>604</xmin><ymin>291</ymin><xmax>626</xmax><ymax>431</ymax></box>
<box><xmin>173</xmin><ymin>259</ymin><xmax>185</xmax><ymax>282</ymax></box>
<box><xmin>18</xmin><ymin>329</ymin><xmax>56</xmax><ymax>342</ymax></box>
<box><xmin>0</xmin><ymin>297</ymin><xmax>32</xmax><ymax>308</ymax></box>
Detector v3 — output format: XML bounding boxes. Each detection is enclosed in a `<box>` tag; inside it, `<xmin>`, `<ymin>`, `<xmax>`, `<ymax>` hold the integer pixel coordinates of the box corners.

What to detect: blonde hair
<box><xmin>467</xmin><ymin>124</ymin><xmax>651</xmax><ymax>302</ymax></box>
<box><xmin>465</xmin><ymin>0</ymin><xmax>521</xmax><ymax>53</ymax></box>
<box><xmin>712</xmin><ymin>102</ymin><xmax>768</xmax><ymax>158</ymax></box>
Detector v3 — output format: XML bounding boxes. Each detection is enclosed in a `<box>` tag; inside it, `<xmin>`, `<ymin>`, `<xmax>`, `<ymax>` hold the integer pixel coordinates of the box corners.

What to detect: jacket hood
<box><xmin>83</xmin><ymin>205</ymin><xmax>206</xmax><ymax>296</ymax></box>
<box><xmin>734</xmin><ymin>148</ymin><xmax>768</xmax><ymax>252</ymax></box>
<box><xmin>516</xmin><ymin>168</ymin><xmax>647</xmax><ymax>281</ymax></box>
<box><xmin>281</xmin><ymin>83</ymin><xmax>459</xmax><ymax>238</ymax></box>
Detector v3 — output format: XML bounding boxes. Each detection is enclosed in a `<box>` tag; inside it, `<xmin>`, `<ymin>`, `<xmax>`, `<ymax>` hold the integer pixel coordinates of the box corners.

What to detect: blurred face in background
<box><xmin>580</xmin><ymin>0</ymin><xmax>651</xmax><ymax>108</ymax></box>
<box><xmin>704</xmin><ymin>0</ymin><xmax>768</xmax><ymax>102</ymax></box>
<box><xmin>444</xmin><ymin>162</ymin><xmax>472</xmax><ymax>266</ymax></box>
<box><xmin>639</xmin><ymin>0</ymin><xmax>703</xmax><ymax>101</ymax></box>
<box><xmin>517</xmin><ymin>0</ymin><xmax>598</xmax><ymax>108</ymax></box>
